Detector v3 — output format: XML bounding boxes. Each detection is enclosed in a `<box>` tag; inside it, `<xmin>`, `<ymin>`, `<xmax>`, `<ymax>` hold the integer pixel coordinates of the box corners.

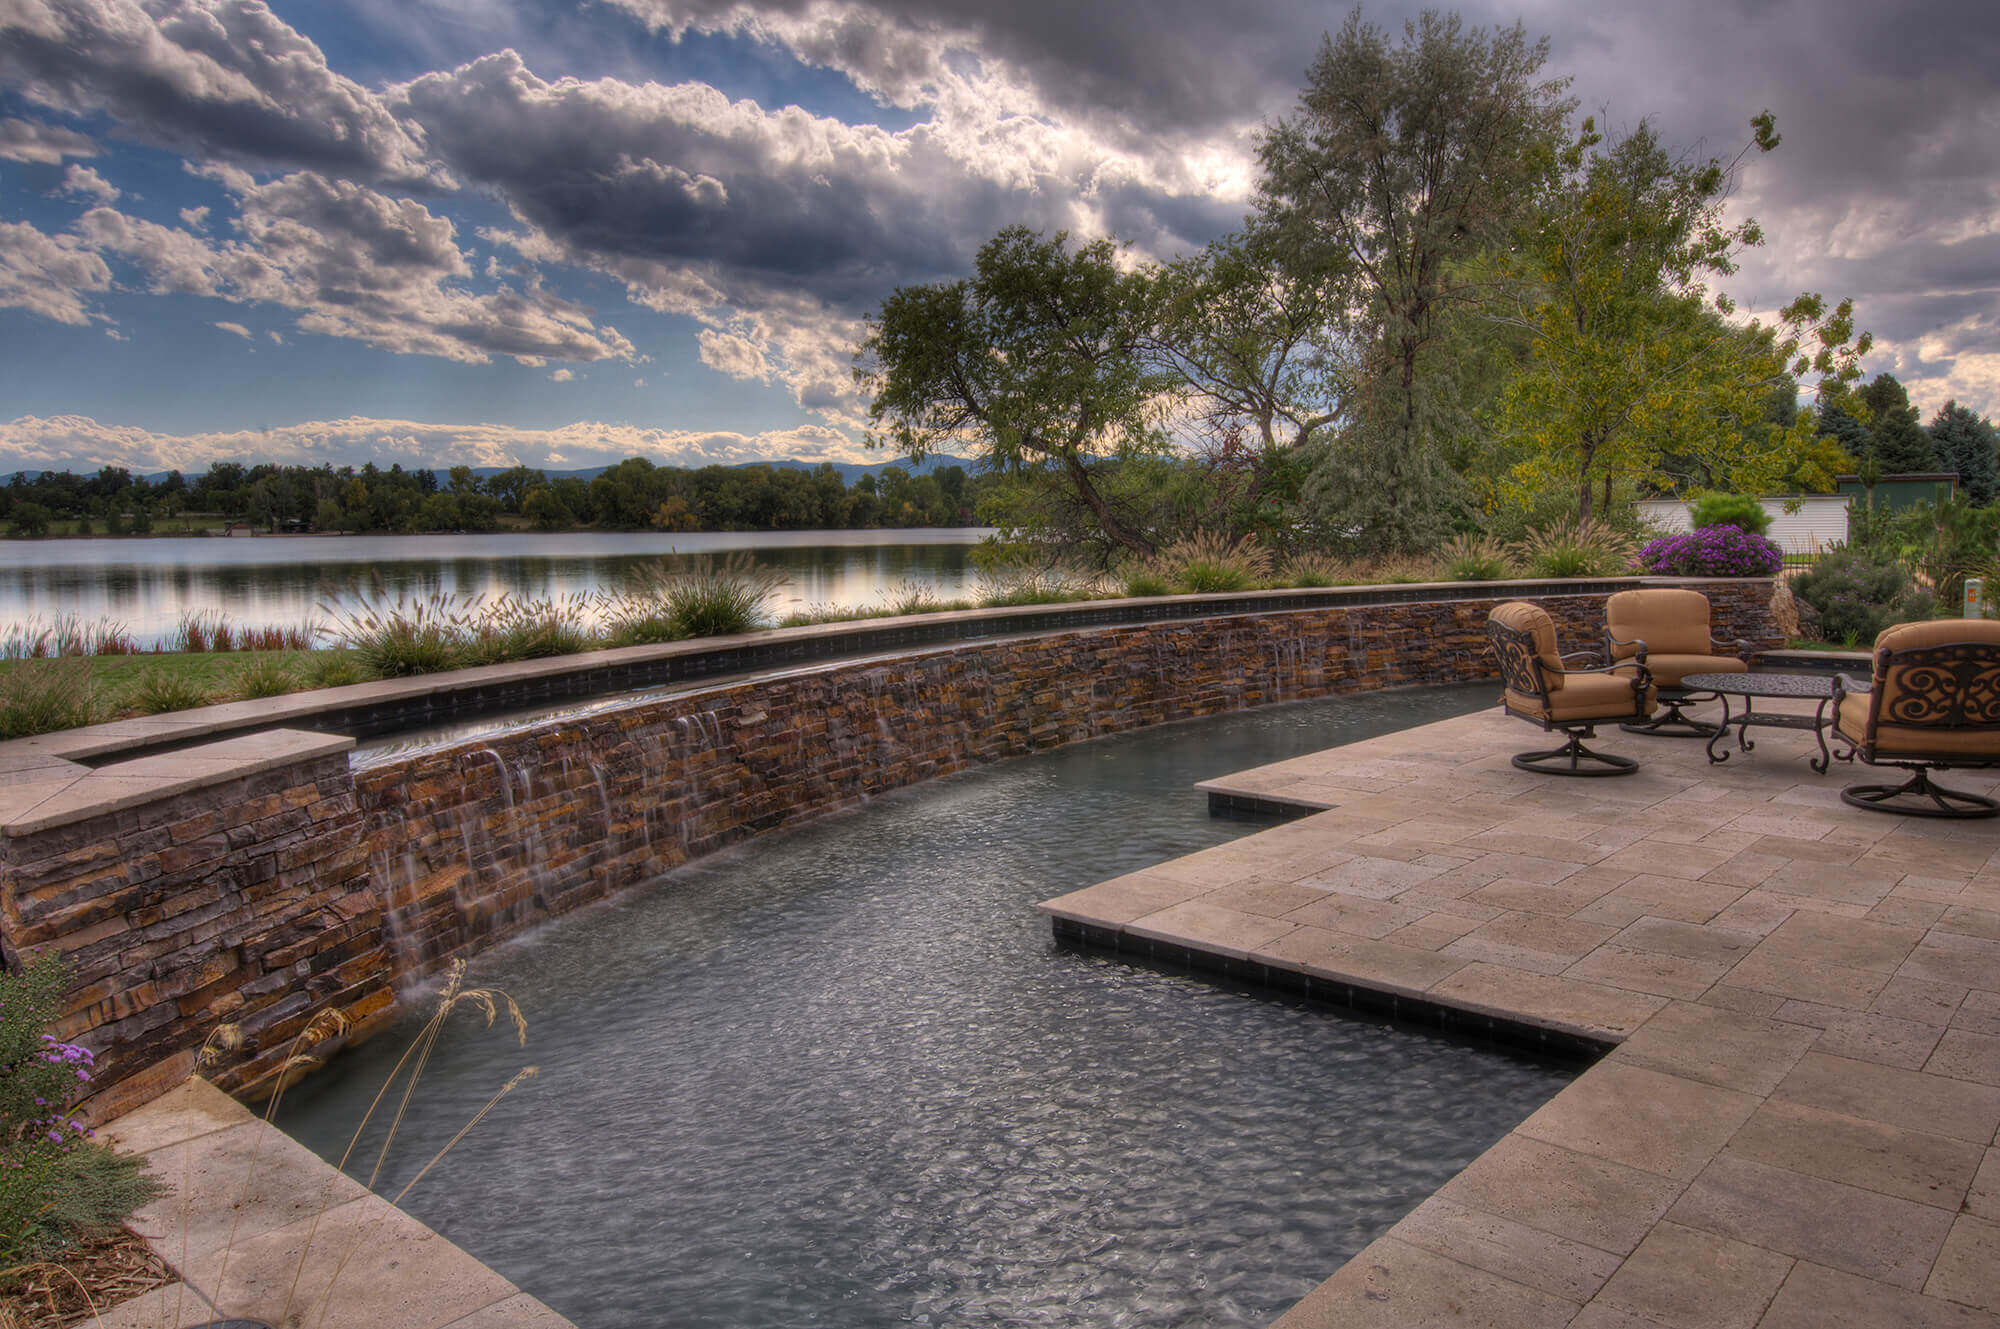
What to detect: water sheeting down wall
<box><xmin>3</xmin><ymin>582</ymin><xmax>1780</xmax><ymax>1116</ymax></box>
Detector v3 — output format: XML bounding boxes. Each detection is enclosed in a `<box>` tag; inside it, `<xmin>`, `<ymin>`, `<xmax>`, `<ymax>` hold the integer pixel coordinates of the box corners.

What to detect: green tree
<box><xmin>857</xmin><ymin>226</ymin><xmax>1168</xmax><ymax>554</ymax></box>
<box><xmin>1856</xmin><ymin>374</ymin><xmax>1939</xmax><ymax>473</ymax></box>
<box><xmin>1488</xmin><ymin>115</ymin><xmax>1868</xmax><ymax>522</ymax></box>
<box><xmin>1257</xmin><ymin>7</ymin><xmax>1572</xmax><ymax>549</ymax></box>
<box><xmin>8</xmin><ymin>500</ymin><xmax>52</xmax><ymax>538</ymax></box>
<box><xmin>1929</xmin><ymin>400</ymin><xmax>1999</xmax><ymax>505</ymax></box>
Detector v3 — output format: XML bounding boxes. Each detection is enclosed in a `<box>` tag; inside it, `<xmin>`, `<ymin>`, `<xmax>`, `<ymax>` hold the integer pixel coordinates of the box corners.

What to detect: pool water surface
<box><xmin>277</xmin><ymin>683</ymin><xmax>1576</xmax><ymax>1327</ymax></box>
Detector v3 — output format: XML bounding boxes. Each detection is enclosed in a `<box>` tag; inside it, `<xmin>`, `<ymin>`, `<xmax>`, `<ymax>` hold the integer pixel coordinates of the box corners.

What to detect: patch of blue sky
<box><xmin>282</xmin><ymin>0</ymin><xmax>925</xmax><ymax>132</ymax></box>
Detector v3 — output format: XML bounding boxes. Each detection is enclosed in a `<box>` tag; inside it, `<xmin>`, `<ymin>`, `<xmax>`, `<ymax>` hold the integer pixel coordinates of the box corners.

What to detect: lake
<box><xmin>0</xmin><ymin>529</ymin><xmax>996</xmax><ymax>648</ymax></box>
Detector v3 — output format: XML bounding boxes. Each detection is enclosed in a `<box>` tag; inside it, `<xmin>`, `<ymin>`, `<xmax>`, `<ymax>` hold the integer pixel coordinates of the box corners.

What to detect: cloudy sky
<box><xmin>1</xmin><ymin>0</ymin><xmax>1995</xmax><ymax>476</ymax></box>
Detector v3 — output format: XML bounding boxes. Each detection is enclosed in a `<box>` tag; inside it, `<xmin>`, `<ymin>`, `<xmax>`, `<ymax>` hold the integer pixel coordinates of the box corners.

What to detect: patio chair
<box><xmin>1489</xmin><ymin>602</ymin><xmax>1655</xmax><ymax>777</ymax></box>
<box><xmin>1603</xmin><ymin>588</ymin><xmax>1752</xmax><ymax>738</ymax></box>
<box><xmin>1830</xmin><ymin>618</ymin><xmax>2000</xmax><ymax>818</ymax></box>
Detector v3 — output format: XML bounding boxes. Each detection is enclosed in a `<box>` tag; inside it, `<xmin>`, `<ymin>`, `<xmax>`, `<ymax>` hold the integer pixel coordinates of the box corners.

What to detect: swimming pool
<box><xmin>277</xmin><ymin>683</ymin><xmax>1574</xmax><ymax>1327</ymax></box>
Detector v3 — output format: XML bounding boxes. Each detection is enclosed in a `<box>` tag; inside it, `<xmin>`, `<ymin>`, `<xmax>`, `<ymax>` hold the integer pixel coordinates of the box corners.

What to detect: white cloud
<box><xmin>0</xmin><ymin>412</ymin><xmax>880</xmax><ymax>472</ymax></box>
<box><xmin>266</xmin><ymin>329</ymin><xmax>280</xmax><ymax>344</ymax></box>
<box><xmin>0</xmin><ymin>0</ymin><xmax>445</xmax><ymax>186</ymax></box>
<box><xmin>213</xmin><ymin>319</ymin><xmax>250</xmax><ymax>338</ymax></box>
<box><xmin>71</xmin><ymin>168</ymin><xmax>639</xmax><ymax>365</ymax></box>
<box><xmin>549</xmin><ymin>367</ymin><xmax>574</xmax><ymax>381</ymax></box>
<box><xmin>0</xmin><ymin>218</ymin><xmax>112</xmax><ymax>325</ymax></box>
<box><xmin>56</xmin><ymin>161</ymin><xmax>118</xmax><ymax>202</ymax></box>
<box><xmin>0</xmin><ymin>115</ymin><xmax>97</xmax><ymax>163</ymax></box>
<box><xmin>177</xmin><ymin>204</ymin><xmax>209</xmax><ymax>229</ymax></box>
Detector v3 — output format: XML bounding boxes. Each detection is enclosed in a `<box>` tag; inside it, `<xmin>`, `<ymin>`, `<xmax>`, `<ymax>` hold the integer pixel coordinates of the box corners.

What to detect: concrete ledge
<box><xmin>100</xmin><ymin>1079</ymin><xmax>574</xmax><ymax>1329</ymax></box>
<box><xmin>0</xmin><ymin>729</ymin><xmax>355</xmax><ymax>835</ymax></box>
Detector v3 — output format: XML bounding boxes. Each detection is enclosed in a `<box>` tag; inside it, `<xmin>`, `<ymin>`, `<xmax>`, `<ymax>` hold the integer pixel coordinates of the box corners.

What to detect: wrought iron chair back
<box><xmin>1488</xmin><ymin>617</ymin><xmax>1549</xmax><ymax>701</ymax></box>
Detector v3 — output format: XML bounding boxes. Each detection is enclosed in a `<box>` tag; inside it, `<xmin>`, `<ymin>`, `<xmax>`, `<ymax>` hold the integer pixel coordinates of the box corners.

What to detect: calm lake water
<box><xmin>0</xmin><ymin>529</ymin><xmax>993</xmax><ymax>647</ymax></box>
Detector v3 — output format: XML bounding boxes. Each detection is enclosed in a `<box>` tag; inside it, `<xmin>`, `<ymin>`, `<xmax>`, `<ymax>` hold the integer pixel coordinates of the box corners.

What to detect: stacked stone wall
<box><xmin>5</xmin><ymin>581</ymin><xmax>1779</xmax><ymax>1113</ymax></box>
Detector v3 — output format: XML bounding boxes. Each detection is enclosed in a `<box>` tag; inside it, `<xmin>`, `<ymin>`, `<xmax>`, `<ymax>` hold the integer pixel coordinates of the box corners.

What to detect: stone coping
<box><xmin>1041</xmin><ymin>701</ymin><xmax>2000</xmax><ymax>1327</ymax></box>
<box><xmin>0</xmin><ymin>575</ymin><xmax>1767</xmax><ymax>766</ymax></box>
<box><xmin>0</xmin><ymin>729</ymin><xmax>354</xmax><ymax>836</ymax></box>
<box><xmin>97</xmin><ymin>1078</ymin><xmax>575</xmax><ymax>1329</ymax></box>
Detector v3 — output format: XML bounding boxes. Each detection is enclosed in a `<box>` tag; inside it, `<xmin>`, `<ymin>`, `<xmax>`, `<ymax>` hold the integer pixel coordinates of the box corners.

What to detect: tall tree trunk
<box><xmin>1061</xmin><ymin>453</ymin><xmax>1154</xmax><ymax>556</ymax></box>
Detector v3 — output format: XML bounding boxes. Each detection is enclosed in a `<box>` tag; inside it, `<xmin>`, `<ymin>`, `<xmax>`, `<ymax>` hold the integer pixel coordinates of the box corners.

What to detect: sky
<box><xmin>0</xmin><ymin>0</ymin><xmax>1996</xmax><ymax>477</ymax></box>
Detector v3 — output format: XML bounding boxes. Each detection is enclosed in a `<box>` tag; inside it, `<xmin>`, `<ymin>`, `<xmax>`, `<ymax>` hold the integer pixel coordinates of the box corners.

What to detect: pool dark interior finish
<box><xmin>277</xmin><ymin>683</ymin><xmax>1577</xmax><ymax>1328</ymax></box>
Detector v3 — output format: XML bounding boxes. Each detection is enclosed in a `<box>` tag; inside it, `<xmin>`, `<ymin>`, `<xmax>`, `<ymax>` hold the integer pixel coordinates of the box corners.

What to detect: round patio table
<box><xmin>1680</xmin><ymin>671</ymin><xmax>1860</xmax><ymax>775</ymax></box>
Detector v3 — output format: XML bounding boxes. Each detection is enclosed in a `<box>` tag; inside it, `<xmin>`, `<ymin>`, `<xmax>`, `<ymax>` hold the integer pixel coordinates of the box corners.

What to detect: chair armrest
<box><xmin>1832</xmin><ymin>672</ymin><xmax>1872</xmax><ymax>698</ymax></box>
<box><xmin>1554</xmin><ymin>658</ymin><xmax>1652</xmax><ymax>682</ymax></box>
<box><xmin>1560</xmin><ymin>647</ymin><xmax>1607</xmax><ymax>667</ymax></box>
<box><xmin>1605</xmin><ymin>631</ymin><xmax>1649</xmax><ymax>665</ymax></box>
<box><xmin>1713</xmin><ymin>635</ymin><xmax>1755</xmax><ymax>659</ymax></box>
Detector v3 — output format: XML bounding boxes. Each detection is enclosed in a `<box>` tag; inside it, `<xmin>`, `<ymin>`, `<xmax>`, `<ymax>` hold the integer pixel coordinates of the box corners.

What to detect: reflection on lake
<box><xmin>0</xmin><ymin>529</ymin><xmax>995</xmax><ymax>647</ymax></box>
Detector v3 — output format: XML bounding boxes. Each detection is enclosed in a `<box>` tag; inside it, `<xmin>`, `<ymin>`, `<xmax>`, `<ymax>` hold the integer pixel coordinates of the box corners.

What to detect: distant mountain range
<box><xmin>4</xmin><ymin>455</ymin><xmax>981</xmax><ymax>487</ymax></box>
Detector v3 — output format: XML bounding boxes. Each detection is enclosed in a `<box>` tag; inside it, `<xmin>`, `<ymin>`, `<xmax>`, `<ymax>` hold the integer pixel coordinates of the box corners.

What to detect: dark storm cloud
<box><xmin>0</xmin><ymin>0</ymin><xmax>443</xmax><ymax>186</ymax></box>
<box><xmin>394</xmin><ymin>49</ymin><xmax>1073</xmax><ymax>309</ymax></box>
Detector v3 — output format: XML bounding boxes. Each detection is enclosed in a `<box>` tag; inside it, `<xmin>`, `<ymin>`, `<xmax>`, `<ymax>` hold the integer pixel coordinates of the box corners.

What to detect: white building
<box><xmin>1636</xmin><ymin>495</ymin><xmax>1851</xmax><ymax>556</ymax></box>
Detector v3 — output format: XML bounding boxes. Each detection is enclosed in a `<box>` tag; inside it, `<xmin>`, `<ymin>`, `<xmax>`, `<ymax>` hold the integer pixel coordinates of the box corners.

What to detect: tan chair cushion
<box><xmin>1506</xmin><ymin>671</ymin><xmax>1653</xmax><ymax>723</ymax></box>
<box><xmin>1490</xmin><ymin>600</ymin><xmax>1566</xmax><ymax>692</ymax></box>
<box><xmin>1645</xmin><ymin>654</ymin><xmax>1749</xmax><ymax>688</ymax></box>
<box><xmin>1605</xmin><ymin>588</ymin><xmax>1716</xmax><ymax>659</ymax></box>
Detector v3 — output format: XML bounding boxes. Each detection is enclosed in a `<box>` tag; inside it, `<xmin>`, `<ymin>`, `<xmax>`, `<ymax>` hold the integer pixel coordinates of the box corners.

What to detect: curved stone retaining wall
<box><xmin>0</xmin><ymin>580</ymin><xmax>1777</xmax><ymax>1116</ymax></box>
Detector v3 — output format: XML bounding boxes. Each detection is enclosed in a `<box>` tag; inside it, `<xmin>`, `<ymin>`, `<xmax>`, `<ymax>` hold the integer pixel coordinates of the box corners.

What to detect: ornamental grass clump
<box><xmin>1507</xmin><ymin>519</ymin><xmax>1639</xmax><ymax>578</ymax></box>
<box><xmin>0</xmin><ymin>658</ymin><xmax>99</xmax><ymax>738</ymax></box>
<box><xmin>0</xmin><ymin>952</ymin><xmax>161</xmax><ymax>1272</ymax></box>
<box><xmin>1636</xmin><ymin>524</ymin><xmax>1784</xmax><ymax>577</ymax></box>
<box><xmin>622</xmin><ymin>553</ymin><xmax>784</xmax><ymax>638</ymax></box>
<box><xmin>1126</xmin><ymin>533</ymin><xmax>1274</xmax><ymax>595</ymax></box>
<box><xmin>1438</xmin><ymin>533</ymin><xmax>1514</xmax><ymax>581</ymax></box>
<box><xmin>318</xmin><ymin>592</ymin><xmax>473</xmax><ymax>677</ymax></box>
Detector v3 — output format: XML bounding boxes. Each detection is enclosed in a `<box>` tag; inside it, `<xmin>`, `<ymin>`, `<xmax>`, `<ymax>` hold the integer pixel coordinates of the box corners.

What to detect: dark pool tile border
<box><xmin>1053</xmin><ymin>917</ymin><xmax>1612</xmax><ymax>1063</ymax></box>
<box><xmin>1204</xmin><ymin>791</ymin><xmax>1324</xmax><ymax>821</ymax></box>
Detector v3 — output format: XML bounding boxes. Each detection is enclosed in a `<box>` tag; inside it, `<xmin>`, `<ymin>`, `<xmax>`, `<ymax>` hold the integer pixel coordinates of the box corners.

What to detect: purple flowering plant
<box><xmin>0</xmin><ymin>950</ymin><xmax>160</xmax><ymax>1261</ymax></box>
<box><xmin>1635</xmin><ymin>523</ymin><xmax>1784</xmax><ymax>577</ymax></box>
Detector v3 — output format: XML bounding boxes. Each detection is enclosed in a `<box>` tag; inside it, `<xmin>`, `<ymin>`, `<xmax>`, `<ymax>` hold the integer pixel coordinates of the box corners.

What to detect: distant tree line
<box><xmin>0</xmin><ymin>457</ymin><xmax>989</xmax><ymax>538</ymax></box>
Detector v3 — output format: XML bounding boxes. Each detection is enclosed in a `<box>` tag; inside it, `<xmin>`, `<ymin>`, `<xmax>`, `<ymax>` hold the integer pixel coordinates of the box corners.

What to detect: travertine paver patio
<box><xmin>95</xmin><ymin>1079</ymin><xmax>575</xmax><ymax>1329</ymax></box>
<box><xmin>1041</xmin><ymin>695</ymin><xmax>2000</xmax><ymax>1328</ymax></box>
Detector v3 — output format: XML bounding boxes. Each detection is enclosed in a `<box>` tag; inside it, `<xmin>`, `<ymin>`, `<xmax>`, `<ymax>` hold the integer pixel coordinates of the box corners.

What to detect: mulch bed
<box><xmin>0</xmin><ymin>1225</ymin><xmax>174</xmax><ymax>1328</ymax></box>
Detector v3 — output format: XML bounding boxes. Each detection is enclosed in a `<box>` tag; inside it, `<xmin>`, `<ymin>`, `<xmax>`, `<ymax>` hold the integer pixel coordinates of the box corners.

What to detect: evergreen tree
<box><xmin>1929</xmin><ymin>400</ymin><xmax>2000</xmax><ymax>505</ymax></box>
<box><xmin>1855</xmin><ymin>373</ymin><xmax>1939</xmax><ymax>473</ymax></box>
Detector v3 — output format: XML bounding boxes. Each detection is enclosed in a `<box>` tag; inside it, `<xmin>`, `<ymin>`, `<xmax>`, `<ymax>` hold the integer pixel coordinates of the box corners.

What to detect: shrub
<box><xmin>133</xmin><ymin>665</ymin><xmax>217</xmax><ymax>714</ymax></box>
<box><xmin>1791</xmin><ymin>549</ymin><xmax>1936</xmax><ymax>646</ymax></box>
<box><xmin>1506</xmin><ymin>519</ymin><xmax>1639</xmax><ymax>578</ymax></box>
<box><xmin>0</xmin><ymin>952</ymin><xmax>161</xmax><ymax>1268</ymax></box>
<box><xmin>1119</xmin><ymin>567</ymin><xmax>1174</xmax><ymax>597</ymax></box>
<box><xmin>1688</xmin><ymin>492</ymin><xmax>1772</xmax><ymax>536</ymax></box>
<box><xmin>1437</xmin><ymin>534</ymin><xmax>1513</xmax><ymax>581</ymax></box>
<box><xmin>0</xmin><ymin>658</ymin><xmax>99</xmax><ymax>737</ymax></box>
<box><xmin>1637</xmin><ymin>524</ymin><xmax>1784</xmax><ymax>577</ymax></box>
